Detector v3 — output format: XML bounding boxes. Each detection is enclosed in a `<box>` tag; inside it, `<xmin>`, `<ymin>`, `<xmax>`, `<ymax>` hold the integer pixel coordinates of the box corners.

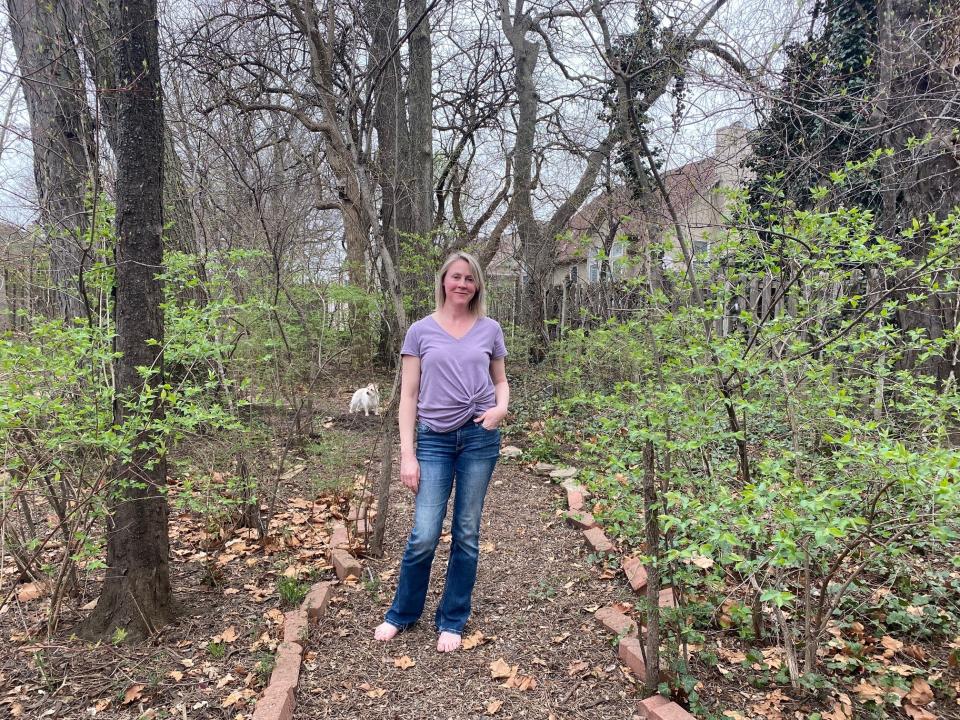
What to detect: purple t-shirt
<box><xmin>401</xmin><ymin>315</ymin><xmax>507</xmax><ymax>432</ymax></box>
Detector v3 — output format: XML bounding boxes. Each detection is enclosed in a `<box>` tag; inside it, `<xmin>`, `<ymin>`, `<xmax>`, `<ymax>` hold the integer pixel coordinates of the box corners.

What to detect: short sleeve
<box><xmin>400</xmin><ymin>322</ymin><xmax>421</xmax><ymax>357</ymax></box>
<box><xmin>492</xmin><ymin>321</ymin><xmax>507</xmax><ymax>358</ymax></box>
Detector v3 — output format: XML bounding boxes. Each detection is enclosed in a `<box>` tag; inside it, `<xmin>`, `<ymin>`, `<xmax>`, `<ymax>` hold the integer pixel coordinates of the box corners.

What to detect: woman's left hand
<box><xmin>474</xmin><ymin>407</ymin><xmax>507</xmax><ymax>430</ymax></box>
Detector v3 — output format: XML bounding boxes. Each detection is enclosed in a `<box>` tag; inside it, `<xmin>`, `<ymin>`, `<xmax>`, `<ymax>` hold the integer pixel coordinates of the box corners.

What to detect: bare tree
<box><xmin>5</xmin><ymin>0</ymin><xmax>96</xmax><ymax>320</ymax></box>
<box><xmin>81</xmin><ymin>0</ymin><xmax>172</xmax><ymax>640</ymax></box>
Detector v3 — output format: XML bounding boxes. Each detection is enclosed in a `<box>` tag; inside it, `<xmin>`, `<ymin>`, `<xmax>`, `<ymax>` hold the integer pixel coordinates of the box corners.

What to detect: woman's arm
<box><xmin>475</xmin><ymin>357</ymin><xmax>510</xmax><ymax>429</ymax></box>
<box><xmin>398</xmin><ymin>355</ymin><xmax>421</xmax><ymax>492</ymax></box>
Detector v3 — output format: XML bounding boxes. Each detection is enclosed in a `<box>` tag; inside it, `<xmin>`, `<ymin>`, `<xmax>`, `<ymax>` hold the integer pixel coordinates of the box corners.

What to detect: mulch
<box><xmin>295</xmin><ymin>456</ymin><xmax>643</xmax><ymax>720</ymax></box>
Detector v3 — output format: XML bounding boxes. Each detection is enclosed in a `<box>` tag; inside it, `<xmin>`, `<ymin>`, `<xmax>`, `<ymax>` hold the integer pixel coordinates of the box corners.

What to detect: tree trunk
<box><xmin>72</xmin><ymin>0</ymin><xmax>200</xmax><ymax>259</ymax></box>
<box><xmin>877</xmin><ymin>0</ymin><xmax>960</xmax><ymax>385</ymax></box>
<box><xmin>501</xmin><ymin>6</ymin><xmax>546</xmax><ymax>355</ymax></box>
<box><xmin>6</xmin><ymin>0</ymin><xmax>96</xmax><ymax>321</ymax></box>
<box><xmin>642</xmin><ymin>437</ymin><xmax>661</xmax><ymax>694</ymax></box>
<box><xmin>81</xmin><ymin>0</ymin><xmax>173</xmax><ymax>640</ymax></box>
<box><xmin>404</xmin><ymin>0</ymin><xmax>433</xmax><ymax>237</ymax></box>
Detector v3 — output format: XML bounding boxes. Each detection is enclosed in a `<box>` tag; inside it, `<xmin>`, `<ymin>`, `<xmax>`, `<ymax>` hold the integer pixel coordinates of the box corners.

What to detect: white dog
<box><xmin>349</xmin><ymin>383</ymin><xmax>380</xmax><ymax>416</ymax></box>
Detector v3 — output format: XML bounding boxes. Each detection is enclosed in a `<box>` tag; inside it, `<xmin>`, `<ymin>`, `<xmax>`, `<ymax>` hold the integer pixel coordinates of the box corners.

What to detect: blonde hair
<box><xmin>435</xmin><ymin>251</ymin><xmax>487</xmax><ymax>317</ymax></box>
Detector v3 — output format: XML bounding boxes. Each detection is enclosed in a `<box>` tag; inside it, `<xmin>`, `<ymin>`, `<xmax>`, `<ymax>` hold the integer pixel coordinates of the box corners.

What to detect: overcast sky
<box><xmin>0</xmin><ymin>0</ymin><xmax>809</xmax><ymax>228</ymax></box>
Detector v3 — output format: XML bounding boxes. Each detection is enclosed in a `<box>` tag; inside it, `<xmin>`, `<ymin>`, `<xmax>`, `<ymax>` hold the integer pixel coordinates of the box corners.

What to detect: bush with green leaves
<box><xmin>0</xmin><ymin>240</ymin><xmax>251</xmax><ymax>632</ymax></box>
<box><xmin>543</xmin><ymin>193</ymin><xmax>960</xmax><ymax>682</ymax></box>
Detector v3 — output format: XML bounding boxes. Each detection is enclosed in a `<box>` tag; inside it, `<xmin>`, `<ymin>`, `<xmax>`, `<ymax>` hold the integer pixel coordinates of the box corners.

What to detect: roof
<box><xmin>558</xmin><ymin>158</ymin><xmax>720</xmax><ymax>264</ymax></box>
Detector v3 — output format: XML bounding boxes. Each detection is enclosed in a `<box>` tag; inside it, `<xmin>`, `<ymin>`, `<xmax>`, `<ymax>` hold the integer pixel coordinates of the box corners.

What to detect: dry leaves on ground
<box><xmin>122</xmin><ymin>684</ymin><xmax>144</xmax><ymax>706</ymax></box>
<box><xmin>489</xmin><ymin>658</ymin><xmax>514</xmax><ymax>679</ymax></box>
<box><xmin>359</xmin><ymin>683</ymin><xmax>386</xmax><ymax>698</ymax></box>
<box><xmin>15</xmin><ymin>582</ymin><xmax>49</xmax><ymax>603</ymax></box>
<box><xmin>393</xmin><ymin>655</ymin><xmax>416</xmax><ymax>670</ymax></box>
<box><xmin>462</xmin><ymin>630</ymin><xmax>494</xmax><ymax>650</ymax></box>
<box><xmin>906</xmin><ymin>678</ymin><xmax>934</xmax><ymax>706</ymax></box>
<box><xmin>823</xmin><ymin>693</ymin><xmax>853</xmax><ymax>720</ymax></box>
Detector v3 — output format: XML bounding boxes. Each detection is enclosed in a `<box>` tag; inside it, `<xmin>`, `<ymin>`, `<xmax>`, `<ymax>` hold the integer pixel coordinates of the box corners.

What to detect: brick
<box><xmin>269</xmin><ymin>641</ymin><xmax>303</xmax><ymax>688</ymax></box>
<box><xmin>649</xmin><ymin>702</ymin><xmax>695</xmax><ymax>720</ymax></box>
<box><xmin>623</xmin><ymin>556</ymin><xmax>649</xmax><ymax>593</ymax></box>
<box><xmin>567</xmin><ymin>488</ymin><xmax>585</xmax><ymax>511</ymax></box>
<box><xmin>549</xmin><ymin>466</ymin><xmax>579</xmax><ymax>480</ymax></box>
<box><xmin>618</xmin><ymin>636</ymin><xmax>646</xmax><ymax>680</ymax></box>
<box><xmin>354</xmin><ymin>518</ymin><xmax>374</xmax><ymax>536</ymax></box>
<box><xmin>658</xmin><ymin>588</ymin><xmax>676</xmax><ymax>609</ymax></box>
<box><xmin>595</xmin><ymin>606</ymin><xmax>638</xmax><ymax>637</ymax></box>
<box><xmin>562</xmin><ymin>479</ymin><xmax>590</xmax><ymax>498</ymax></box>
<box><xmin>583</xmin><ymin>527</ymin><xmax>615</xmax><ymax>554</ymax></box>
<box><xmin>563</xmin><ymin>510</ymin><xmax>596</xmax><ymax>530</ymax></box>
<box><xmin>328</xmin><ymin>524</ymin><xmax>349</xmax><ymax>551</ymax></box>
<box><xmin>346</xmin><ymin>505</ymin><xmax>368</xmax><ymax>522</ymax></box>
<box><xmin>637</xmin><ymin>695</ymin><xmax>671</xmax><ymax>719</ymax></box>
<box><xmin>301</xmin><ymin>582</ymin><xmax>332</xmax><ymax>622</ymax></box>
<box><xmin>331</xmin><ymin>549</ymin><xmax>361</xmax><ymax>579</ymax></box>
<box><xmin>283</xmin><ymin>610</ymin><xmax>309</xmax><ymax>644</ymax></box>
<box><xmin>252</xmin><ymin>683</ymin><xmax>295</xmax><ymax>720</ymax></box>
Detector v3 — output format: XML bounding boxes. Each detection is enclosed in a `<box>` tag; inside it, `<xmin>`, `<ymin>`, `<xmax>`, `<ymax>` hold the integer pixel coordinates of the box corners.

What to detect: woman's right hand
<box><xmin>400</xmin><ymin>453</ymin><xmax>420</xmax><ymax>494</ymax></box>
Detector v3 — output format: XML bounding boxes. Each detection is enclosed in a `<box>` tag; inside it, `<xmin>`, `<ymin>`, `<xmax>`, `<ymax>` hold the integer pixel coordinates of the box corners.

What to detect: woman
<box><xmin>374</xmin><ymin>251</ymin><xmax>510</xmax><ymax>652</ymax></box>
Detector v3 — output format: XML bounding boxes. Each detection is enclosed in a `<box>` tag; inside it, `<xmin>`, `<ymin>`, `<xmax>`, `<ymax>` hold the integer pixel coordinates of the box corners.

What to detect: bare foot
<box><xmin>374</xmin><ymin>622</ymin><xmax>400</xmax><ymax>642</ymax></box>
<box><xmin>437</xmin><ymin>631</ymin><xmax>461</xmax><ymax>652</ymax></box>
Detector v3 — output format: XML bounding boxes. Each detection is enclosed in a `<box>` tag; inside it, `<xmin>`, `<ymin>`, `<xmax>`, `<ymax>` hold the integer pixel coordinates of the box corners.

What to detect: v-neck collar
<box><xmin>429</xmin><ymin>313</ymin><xmax>480</xmax><ymax>341</ymax></box>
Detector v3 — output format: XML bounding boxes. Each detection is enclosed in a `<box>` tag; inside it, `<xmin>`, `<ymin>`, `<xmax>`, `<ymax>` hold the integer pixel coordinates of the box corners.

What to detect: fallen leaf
<box><xmin>567</xmin><ymin>660</ymin><xmax>589</xmax><ymax>676</ymax></box>
<box><xmin>504</xmin><ymin>673</ymin><xmax>536</xmax><ymax>691</ymax></box>
<box><xmin>853</xmin><ymin>681</ymin><xmax>886</xmax><ymax>703</ymax></box>
<box><xmin>393</xmin><ymin>655</ymin><xmax>416</xmax><ymax>670</ymax></box>
<box><xmin>906</xmin><ymin>678</ymin><xmax>934</xmax><ymax>706</ymax></box>
<box><xmin>221</xmin><ymin>625</ymin><xmax>239</xmax><ymax>643</ymax></box>
<box><xmin>489</xmin><ymin>658</ymin><xmax>514</xmax><ymax>679</ymax></box>
<box><xmin>888</xmin><ymin>664</ymin><xmax>921</xmax><ymax>676</ymax></box>
<box><xmin>216</xmin><ymin>674</ymin><xmax>235</xmax><ymax>689</ymax></box>
<box><xmin>904</xmin><ymin>645</ymin><xmax>928</xmax><ymax>662</ymax></box>
<box><xmin>280</xmin><ymin>464</ymin><xmax>306</xmax><ymax>481</ymax></box>
<box><xmin>16</xmin><ymin>582</ymin><xmax>48</xmax><ymax>603</ymax></box>
<box><xmin>822</xmin><ymin>693</ymin><xmax>852</xmax><ymax>720</ymax></box>
<box><xmin>123</xmin><ymin>684</ymin><xmax>145</xmax><ymax>705</ymax></box>
<box><xmin>222</xmin><ymin>690</ymin><xmax>246</xmax><ymax>708</ymax></box>
<box><xmin>265</xmin><ymin>608</ymin><xmax>284</xmax><ymax>625</ymax></box>
<box><xmin>551</xmin><ymin>632</ymin><xmax>571</xmax><ymax>644</ymax></box>
<box><xmin>880</xmin><ymin>636</ymin><xmax>904</xmax><ymax>656</ymax></box>
<box><xmin>691</xmin><ymin>554</ymin><xmax>714</xmax><ymax>570</ymax></box>
<box><xmin>168</xmin><ymin>670</ymin><xmax>184</xmax><ymax>681</ymax></box>
<box><xmin>359</xmin><ymin>683</ymin><xmax>386</xmax><ymax>698</ymax></box>
<box><xmin>486</xmin><ymin>700</ymin><xmax>503</xmax><ymax>715</ymax></box>
<box><xmin>462</xmin><ymin>631</ymin><xmax>486</xmax><ymax>650</ymax></box>
<box><xmin>904</xmin><ymin>703</ymin><xmax>937</xmax><ymax>720</ymax></box>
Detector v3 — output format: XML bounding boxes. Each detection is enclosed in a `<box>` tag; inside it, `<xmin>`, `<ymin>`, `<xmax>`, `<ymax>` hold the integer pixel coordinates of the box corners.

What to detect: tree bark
<box><xmin>6</xmin><ymin>0</ymin><xmax>96</xmax><ymax>320</ymax></box>
<box><xmin>877</xmin><ymin>0</ymin><xmax>960</xmax><ymax>385</ymax></box>
<box><xmin>81</xmin><ymin>0</ymin><xmax>173</xmax><ymax>640</ymax></box>
<box><xmin>404</xmin><ymin>0</ymin><xmax>433</xmax><ymax>237</ymax></box>
<box><xmin>72</xmin><ymin>0</ymin><xmax>199</xmax><ymax>258</ymax></box>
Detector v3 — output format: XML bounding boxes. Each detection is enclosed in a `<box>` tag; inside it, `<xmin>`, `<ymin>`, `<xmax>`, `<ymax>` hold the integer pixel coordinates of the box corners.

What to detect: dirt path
<box><xmin>296</xmin><ymin>459</ymin><xmax>642</xmax><ymax>720</ymax></box>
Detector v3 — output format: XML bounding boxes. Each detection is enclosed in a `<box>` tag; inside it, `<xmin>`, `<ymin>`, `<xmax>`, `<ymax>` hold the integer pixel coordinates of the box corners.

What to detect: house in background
<box><xmin>558</xmin><ymin>123</ymin><xmax>751</xmax><ymax>283</ymax></box>
<box><xmin>486</xmin><ymin>123</ymin><xmax>751</xmax><ymax>289</ymax></box>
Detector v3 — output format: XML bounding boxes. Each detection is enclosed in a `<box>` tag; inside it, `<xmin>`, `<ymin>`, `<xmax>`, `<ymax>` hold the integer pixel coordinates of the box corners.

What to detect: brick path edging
<box><xmin>250</xmin><ymin>581</ymin><xmax>333</xmax><ymax>720</ymax></box>
<box><xmin>545</xmin><ymin>463</ymin><xmax>696</xmax><ymax>720</ymax></box>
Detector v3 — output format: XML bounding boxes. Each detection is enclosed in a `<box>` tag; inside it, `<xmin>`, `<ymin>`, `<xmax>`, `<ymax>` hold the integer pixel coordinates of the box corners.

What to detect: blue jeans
<box><xmin>385</xmin><ymin>419</ymin><xmax>500</xmax><ymax>635</ymax></box>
